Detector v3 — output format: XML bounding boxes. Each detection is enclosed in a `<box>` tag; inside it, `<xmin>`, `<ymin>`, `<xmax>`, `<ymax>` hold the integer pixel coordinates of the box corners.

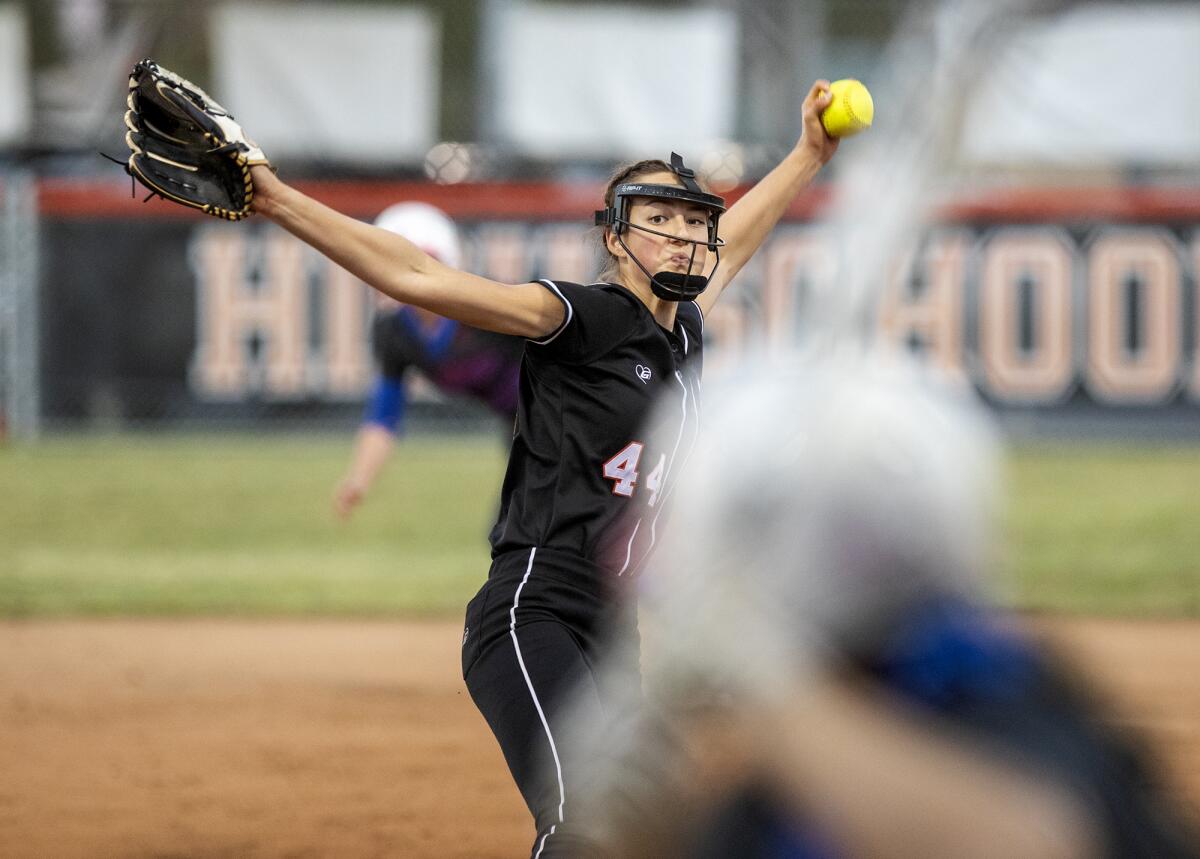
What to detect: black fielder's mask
<box><xmin>595</xmin><ymin>152</ymin><xmax>726</xmax><ymax>302</ymax></box>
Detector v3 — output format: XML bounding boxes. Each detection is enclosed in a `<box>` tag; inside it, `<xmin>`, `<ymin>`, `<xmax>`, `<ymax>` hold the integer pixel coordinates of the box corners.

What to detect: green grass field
<box><xmin>1005</xmin><ymin>443</ymin><xmax>1200</xmax><ymax>616</ymax></box>
<box><xmin>1</xmin><ymin>435</ymin><xmax>1198</xmax><ymax>618</ymax></box>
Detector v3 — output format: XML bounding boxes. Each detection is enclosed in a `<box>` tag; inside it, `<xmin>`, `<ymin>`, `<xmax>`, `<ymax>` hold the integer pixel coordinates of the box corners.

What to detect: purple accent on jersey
<box><xmin>431</xmin><ymin>351</ymin><xmax>521</xmax><ymax>417</ymax></box>
<box><xmin>363</xmin><ymin>377</ymin><xmax>407</xmax><ymax>432</ymax></box>
<box><xmin>398</xmin><ymin>306</ymin><xmax>458</xmax><ymax>363</ymax></box>
<box><xmin>372</xmin><ymin>307</ymin><xmax>523</xmax><ymax>422</ymax></box>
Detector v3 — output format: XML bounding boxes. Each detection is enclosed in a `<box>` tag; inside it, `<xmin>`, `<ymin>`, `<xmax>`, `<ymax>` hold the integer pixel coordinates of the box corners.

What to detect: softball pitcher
<box><xmin>247</xmin><ymin>85</ymin><xmax>838</xmax><ymax>855</ymax></box>
<box><xmin>121</xmin><ymin>62</ymin><xmax>840</xmax><ymax>856</ymax></box>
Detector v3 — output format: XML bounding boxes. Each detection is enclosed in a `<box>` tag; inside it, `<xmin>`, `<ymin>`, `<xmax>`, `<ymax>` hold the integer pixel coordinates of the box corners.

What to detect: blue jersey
<box><xmin>364</xmin><ymin>306</ymin><xmax>523</xmax><ymax>432</ymax></box>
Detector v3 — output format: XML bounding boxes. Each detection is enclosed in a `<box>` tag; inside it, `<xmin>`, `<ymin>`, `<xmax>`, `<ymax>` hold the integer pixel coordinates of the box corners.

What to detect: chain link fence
<box><xmin>0</xmin><ymin>168</ymin><xmax>38</xmax><ymax>439</ymax></box>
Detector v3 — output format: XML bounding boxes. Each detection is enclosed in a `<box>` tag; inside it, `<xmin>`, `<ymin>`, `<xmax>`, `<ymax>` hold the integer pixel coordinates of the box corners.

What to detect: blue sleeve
<box><xmin>363</xmin><ymin>377</ymin><xmax>407</xmax><ymax>434</ymax></box>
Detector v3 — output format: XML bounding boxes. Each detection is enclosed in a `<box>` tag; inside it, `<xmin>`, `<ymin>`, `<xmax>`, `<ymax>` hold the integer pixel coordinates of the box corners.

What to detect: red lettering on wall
<box><xmin>190</xmin><ymin>228</ymin><xmax>309</xmax><ymax>399</ymax></box>
<box><xmin>977</xmin><ymin>228</ymin><xmax>1076</xmax><ymax>404</ymax></box>
<box><xmin>761</xmin><ymin>229</ymin><xmax>837</xmax><ymax>353</ymax></box>
<box><xmin>1085</xmin><ymin>228</ymin><xmax>1181</xmax><ymax>405</ymax></box>
<box><xmin>878</xmin><ymin>232</ymin><xmax>968</xmax><ymax>381</ymax></box>
<box><xmin>190</xmin><ymin>227</ymin><xmax>371</xmax><ymax>400</ymax></box>
<box><xmin>324</xmin><ymin>263</ymin><xmax>374</xmax><ymax>397</ymax></box>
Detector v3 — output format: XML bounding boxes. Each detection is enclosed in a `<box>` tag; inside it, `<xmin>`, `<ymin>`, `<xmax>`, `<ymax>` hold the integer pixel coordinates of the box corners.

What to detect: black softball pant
<box><xmin>462</xmin><ymin>548</ymin><xmax>635</xmax><ymax>859</ymax></box>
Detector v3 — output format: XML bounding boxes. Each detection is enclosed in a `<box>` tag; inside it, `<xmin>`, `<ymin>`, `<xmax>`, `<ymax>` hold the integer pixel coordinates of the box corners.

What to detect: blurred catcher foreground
<box><xmin>563</xmin><ymin>352</ymin><xmax>1200</xmax><ymax>859</ymax></box>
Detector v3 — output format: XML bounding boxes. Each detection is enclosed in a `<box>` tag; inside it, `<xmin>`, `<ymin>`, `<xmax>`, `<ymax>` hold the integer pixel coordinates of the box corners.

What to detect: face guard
<box><xmin>595</xmin><ymin>152</ymin><xmax>726</xmax><ymax>301</ymax></box>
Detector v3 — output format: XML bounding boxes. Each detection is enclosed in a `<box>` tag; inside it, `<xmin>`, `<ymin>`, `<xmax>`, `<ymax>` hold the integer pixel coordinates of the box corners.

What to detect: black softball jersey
<box><xmin>488</xmin><ymin>279</ymin><xmax>704</xmax><ymax>578</ymax></box>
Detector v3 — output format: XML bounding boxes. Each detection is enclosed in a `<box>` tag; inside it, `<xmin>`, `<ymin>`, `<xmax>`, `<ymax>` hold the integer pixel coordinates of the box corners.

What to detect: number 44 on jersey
<box><xmin>602</xmin><ymin>442</ymin><xmax>665</xmax><ymax>506</ymax></box>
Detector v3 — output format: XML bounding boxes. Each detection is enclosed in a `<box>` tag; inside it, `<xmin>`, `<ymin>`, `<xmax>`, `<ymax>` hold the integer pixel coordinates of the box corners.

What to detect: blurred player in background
<box><xmin>249</xmin><ymin>79</ymin><xmax>839</xmax><ymax>857</ymax></box>
<box><xmin>332</xmin><ymin>203</ymin><xmax>522</xmax><ymax>520</ymax></box>
<box><xmin>567</xmin><ymin>353</ymin><xmax>1200</xmax><ymax>859</ymax></box>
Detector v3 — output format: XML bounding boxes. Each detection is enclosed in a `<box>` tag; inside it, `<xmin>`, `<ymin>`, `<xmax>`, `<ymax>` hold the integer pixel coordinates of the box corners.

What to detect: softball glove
<box><xmin>123</xmin><ymin>59</ymin><xmax>270</xmax><ymax>221</ymax></box>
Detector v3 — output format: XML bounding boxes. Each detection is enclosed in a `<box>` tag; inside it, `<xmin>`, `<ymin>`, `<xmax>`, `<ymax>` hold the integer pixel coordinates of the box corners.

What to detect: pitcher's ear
<box><xmin>604</xmin><ymin>228</ymin><xmax>625</xmax><ymax>259</ymax></box>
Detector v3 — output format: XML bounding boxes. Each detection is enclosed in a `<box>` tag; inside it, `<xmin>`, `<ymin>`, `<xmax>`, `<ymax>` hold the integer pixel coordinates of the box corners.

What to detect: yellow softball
<box><xmin>821</xmin><ymin>79</ymin><xmax>874</xmax><ymax>138</ymax></box>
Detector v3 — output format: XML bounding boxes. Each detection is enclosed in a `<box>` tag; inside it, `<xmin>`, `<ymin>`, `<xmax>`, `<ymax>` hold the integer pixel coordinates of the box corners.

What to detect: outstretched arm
<box><xmin>696</xmin><ymin>81</ymin><xmax>839</xmax><ymax>317</ymax></box>
<box><xmin>251</xmin><ymin>168</ymin><xmax>565</xmax><ymax>339</ymax></box>
<box><xmin>333</xmin><ymin>375</ymin><xmax>408</xmax><ymax>520</ymax></box>
<box><xmin>333</xmin><ymin>423</ymin><xmax>397</xmax><ymax>520</ymax></box>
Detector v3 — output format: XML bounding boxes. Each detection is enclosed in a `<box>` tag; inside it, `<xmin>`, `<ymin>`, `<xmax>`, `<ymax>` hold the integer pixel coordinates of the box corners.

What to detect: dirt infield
<box><xmin>1</xmin><ymin>617</ymin><xmax>1197</xmax><ymax>858</ymax></box>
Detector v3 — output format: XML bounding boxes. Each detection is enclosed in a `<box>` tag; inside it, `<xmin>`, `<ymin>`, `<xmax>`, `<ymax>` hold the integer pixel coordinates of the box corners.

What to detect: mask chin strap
<box><xmin>615</xmin><ymin>229</ymin><xmax>722</xmax><ymax>302</ymax></box>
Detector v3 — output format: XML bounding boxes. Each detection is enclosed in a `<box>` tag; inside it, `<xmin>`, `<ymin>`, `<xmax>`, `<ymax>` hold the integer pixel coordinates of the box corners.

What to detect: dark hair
<box><xmin>595</xmin><ymin>159</ymin><xmax>673</xmax><ymax>282</ymax></box>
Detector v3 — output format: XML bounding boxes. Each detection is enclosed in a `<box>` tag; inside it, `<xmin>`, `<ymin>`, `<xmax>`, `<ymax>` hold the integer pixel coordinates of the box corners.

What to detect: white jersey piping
<box><xmin>509</xmin><ymin>547</ymin><xmax>567</xmax><ymax>855</ymax></box>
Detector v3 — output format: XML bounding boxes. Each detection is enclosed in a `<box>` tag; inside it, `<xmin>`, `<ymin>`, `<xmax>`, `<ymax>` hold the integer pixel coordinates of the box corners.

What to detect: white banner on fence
<box><xmin>961</xmin><ymin>3</ymin><xmax>1200</xmax><ymax>166</ymax></box>
<box><xmin>210</xmin><ymin>2</ymin><xmax>439</xmax><ymax>163</ymax></box>
<box><xmin>490</xmin><ymin>4</ymin><xmax>739</xmax><ymax>158</ymax></box>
